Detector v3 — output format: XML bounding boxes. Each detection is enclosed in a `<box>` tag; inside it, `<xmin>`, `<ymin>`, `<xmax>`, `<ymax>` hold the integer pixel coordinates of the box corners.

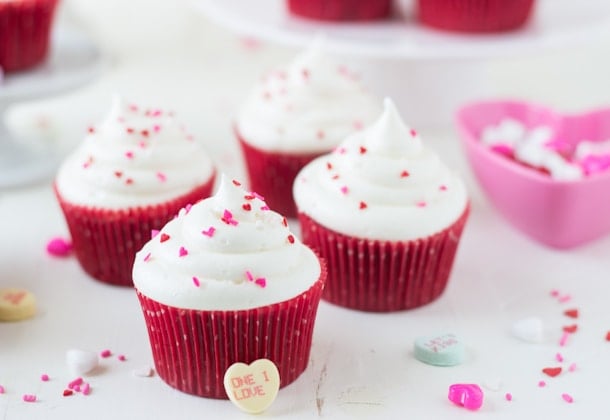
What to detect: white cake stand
<box><xmin>194</xmin><ymin>0</ymin><xmax>610</xmax><ymax>127</ymax></box>
<box><xmin>0</xmin><ymin>26</ymin><xmax>103</xmax><ymax>188</ymax></box>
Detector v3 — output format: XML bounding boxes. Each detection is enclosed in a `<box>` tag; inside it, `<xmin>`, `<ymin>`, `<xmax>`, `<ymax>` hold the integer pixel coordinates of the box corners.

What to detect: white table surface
<box><xmin>2</xmin><ymin>1</ymin><xmax>610</xmax><ymax>418</ymax></box>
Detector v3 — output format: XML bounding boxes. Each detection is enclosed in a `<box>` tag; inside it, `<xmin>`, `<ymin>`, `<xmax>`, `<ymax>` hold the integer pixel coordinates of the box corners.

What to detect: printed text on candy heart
<box><xmin>2</xmin><ymin>291</ymin><xmax>26</xmax><ymax>305</ymax></box>
<box><xmin>229</xmin><ymin>371</ymin><xmax>271</xmax><ymax>400</ymax></box>
<box><xmin>423</xmin><ymin>334</ymin><xmax>458</xmax><ymax>353</ymax></box>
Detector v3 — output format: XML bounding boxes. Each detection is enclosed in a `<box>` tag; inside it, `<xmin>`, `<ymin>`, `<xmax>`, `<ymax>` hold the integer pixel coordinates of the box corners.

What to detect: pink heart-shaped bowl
<box><xmin>456</xmin><ymin>99</ymin><xmax>610</xmax><ymax>249</ymax></box>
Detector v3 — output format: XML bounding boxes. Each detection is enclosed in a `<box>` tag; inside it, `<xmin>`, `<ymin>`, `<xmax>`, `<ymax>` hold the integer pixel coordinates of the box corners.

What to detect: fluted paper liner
<box><xmin>0</xmin><ymin>0</ymin><xmax>58</xmax><ymax>72</ymax></box>
<box><xmin>237</xmin><ymin>129</ymin><xmax>323</xmax><ymax>218</ymax></box>
<box><xmin>298</xmin><ymin>206</ymin><xmax>469</xmax><ymax>312</ymax></box>
<box><xmin>54</xmin><ymin>176</ymin><xmax>215</xmax><ymax>287</ymax></box>
<box><xmin>136</xmin><ymin>270</ymin><xmax>325</xmax><ymax>399</ymax></box>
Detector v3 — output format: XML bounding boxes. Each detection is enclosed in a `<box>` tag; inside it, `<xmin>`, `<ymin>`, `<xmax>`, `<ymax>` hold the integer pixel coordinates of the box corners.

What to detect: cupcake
<box><xmin>0</xmin><ymin>0</ymin><xmax>59</xmax><ymax>72</ymax></box>
<box><xmin>417</xmin><ymin>0</ymin><xmax>535</xmax><ymax>33</ymax></box>
<box><xmin>55</xmin><ymin>97</ymin><xmax>216</xmax><ymax>287</ymax></box>
<box><xmin>286</xmin><ymin>0</ymin><xmax>391</xmax><ymax>21</ymax></box>
<box><xmin>294</xmin><ymin>98</ymin><xmax>469</xmax><ymax>312</ymax></box>
<box><xmin>132</xmin><ymin>176</ymin><xmax>326</xmax><ymax>399</ymax></box>
<box><xmin>235</xmin><ymin>41</ymin><xmax>380</xmax><ymax>218</ymax></box>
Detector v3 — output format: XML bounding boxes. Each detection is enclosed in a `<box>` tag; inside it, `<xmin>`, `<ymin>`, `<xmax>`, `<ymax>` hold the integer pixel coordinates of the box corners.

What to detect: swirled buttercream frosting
<box><xmin>294</xmin><ymin>98</ymin><xmax>468</xmax><ymax>241</ymax></box>
<box><xmin>236</xmin><ymin>41</ymin><xmax>380</xmax><ymax>153</ymax></box>
<box><xmin>132</xmin><ymin>176</ymin><xmax>321</xmax><ymax>310</ymax></box>
<box><xmin>56</xmin><ymin>97</ymin><xmax>215</xmax><ymax>208</ymax></box>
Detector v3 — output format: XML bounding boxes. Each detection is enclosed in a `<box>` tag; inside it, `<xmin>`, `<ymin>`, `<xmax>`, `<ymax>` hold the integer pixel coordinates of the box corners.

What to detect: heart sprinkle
<box><xmin>564</xmin><ymin>309</ymin><xmax>579</xmax><ymax>318</ymax></box>
<box><xmin>563</xmin><ymin>324</ymin><xmax>578</xmax><ymax>333</ymax></box>
<box><xmin>542</xmin><ymin>367</ymin><xmax>562</xmax><ymax>377</ymax></box>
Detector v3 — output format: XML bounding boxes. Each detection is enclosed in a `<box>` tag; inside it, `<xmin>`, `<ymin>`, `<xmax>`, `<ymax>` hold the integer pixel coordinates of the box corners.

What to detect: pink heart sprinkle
<box><xmin>202</xmin><ymin>226</ymin><xmax>216</xmax><ymax>237</ymax></box>
<box><xmin>245</xmin><ymin>271</ymin><xmax>254</xmax><ymax>282</ymax></box>
<box><xmin>156</xmin><ymin>172</ymin><xmax>167</xmax><ymax>182</ymax></box>
<box><xmin>179</xmin><ymin>247</ymin><xmax>188</xmax><ymax>257</ymax></box>
<box><xmin>192</xmin><ymin>277</ymin><xmax>200</xmax><ymax>287</ymax></box>
<box><xmin>255</xmin><ymin>277</ymin><xmax>267</xmax><ymax>288</ymax></box>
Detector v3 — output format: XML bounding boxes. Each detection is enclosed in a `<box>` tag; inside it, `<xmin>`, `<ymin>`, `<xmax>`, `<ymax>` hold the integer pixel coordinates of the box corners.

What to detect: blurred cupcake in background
<box><xmin>55</xmin><ymin>97</ymin><xmax>216</xmax><ymax>286</ymax></box>
<box><xmin>286</xmin><ymin>0</ymin><xmax>392</xmax><ymax>21</ymax></box>
<box><xmin>417</xmin><ymin>0</ymin><xmax>536</xmax><ymax>33</ymax></box>
<box><xmin>0</xmin><ymin>0</ymin><xmax>59</xmax><ymax>72</ymax></box>
<box><xmin>294</xmin><ymin>98</ymin><xmax>469</xmax><ymax>312</ymax></box>
<box><xmin>235</xmin><ymin>39</ymin><xmax>380</xmax><ymax>218</ymax></box>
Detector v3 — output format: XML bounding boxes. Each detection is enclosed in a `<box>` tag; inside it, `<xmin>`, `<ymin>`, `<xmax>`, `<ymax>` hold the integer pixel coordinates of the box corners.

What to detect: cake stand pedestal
<box><xmin>0</xmin><ymin>26</ymin><xmax>104</xmax><ymax>188</ymax></box>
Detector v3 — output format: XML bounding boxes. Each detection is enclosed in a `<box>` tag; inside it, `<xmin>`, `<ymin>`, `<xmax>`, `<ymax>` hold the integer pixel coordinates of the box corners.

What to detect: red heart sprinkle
<box><xmin>359</xmin><ymin>146</ymin><xmax>367</xmax><ymax>154</ymax></box>
<box><xmin>605</xmin><ymin>331</ymin><xmax>610</xmax><ymax>341</ymax></box>
<box><xmin>232</xmin><ymin>179</ymin><xmax>241</xmax><ymax>186</ymax></box>
<box><xmin>563</xmin><ymin>324</ymin><xmax>578</xmax><ymax>333</ymax></box>
<box><xmin>564</xmin><ymin>309</ymin><xmax>579</xmax><ymax>319</ymax></box>
<box><xmin>359</xmin><ymin>201</ymin><xmax>367</xmax><ymax>210</ymax></box>
<box><xmin>287</xmin><ymin>235</ymin><xmax>295</xmax><ymax>244</ymax></box>
<box><xmin>542</xmin><ymin>367</ymin><xmax>562</xmax><ymax>377</ymax></box>
<box><xmin>400</xmin><ymin>170</ymin><xmax>410</xmax><ymax>178</ymax></box>
<box><xmin>114</xmin><ymin>171</ymin><xmax>123</xmax><ymax>178</ymax></box>
<box><xmin>242</xmin><ymin>203</ymin><xmax>251</xmax><ymax>211</ymax></box>
<box><xmin>63</xmin><ymin>390</ymin><xmax>73</xmax><ymax>397</ymax></box>
<box><xmin>160</xmin><ymin>233</ymin><xmax>170</xmax><ymax>243</ymax></box>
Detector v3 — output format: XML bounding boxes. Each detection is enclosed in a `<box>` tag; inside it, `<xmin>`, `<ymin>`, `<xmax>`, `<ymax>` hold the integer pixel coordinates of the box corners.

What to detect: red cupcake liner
<box><xmin>286</xmin><ymin>0</ymin><xmax>391</xmax><ymax>21</ymax></box>
<box><xmin>298</xmin><ymin>206</ymin><xmax>469</xmax><ymax>312</ymax></box>
<box><xmin>54</xmin><ymin>176</ymin><xmax>215</xmax><ymax>287</ymax></box>
<box><xmin>136</xmin><ymin>270</ymin><xmax>326</xmax><ymax>399</ymax></box>
<box><xmin>0</xmin><ymin>0</ymin><xmax>58</xmax><ymax>73</ymax></box>
<box><xmin>417</xmin><ymin>0</ymin><xmax>535</xmax><ymax>33</ymax></box>
<box><xmin>237</xmin><ymin>129</ymin><xmax>323</xmax><ymax>218</ymax></box>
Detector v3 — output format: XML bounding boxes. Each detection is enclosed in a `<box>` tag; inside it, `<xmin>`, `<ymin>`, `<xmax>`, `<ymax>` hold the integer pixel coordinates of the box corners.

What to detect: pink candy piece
<box><xmin>41</xmin><ymin>374</ymin><xmax>49</xmax><ymax>382</ymax></box>
<box><xmin>448</xmin><ymin>384</ymin><xmax>484</xmax><ymax>410</ymax></box>
<box><xmin>0</xmin><ymin>385</ymin><xmax>4</xmax><ymax>394</ymax></box>
<box><xmin>490</xmin><ymin>143</ymin><xmax>514</xmax><ymax>157</ymax></box>
<box><xmin>100</xmin><ymin>349</ymin><xmax>112</xmax><ymax>358</ymax></box>
<box><xmin>580</xmin><ymin>154</ymin><xmax>610</xmax><ymax>176</ymax></box>
<box><xmin>22</xmin><ymin>394</ymin><xmax>36</xmax><ymax>402</ymax></box>
<box><xmin>46</xmin><ymin>237</ymin><xmax>73</xmax><ymax>257</ymax></box>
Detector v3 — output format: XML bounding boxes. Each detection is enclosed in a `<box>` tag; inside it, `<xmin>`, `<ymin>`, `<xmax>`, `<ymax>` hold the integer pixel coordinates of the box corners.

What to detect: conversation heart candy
<box><xmin>414</xmin><ymin>333</ymin><xmax>464</xmax><ymax>366</ymax></box>
<box><xmin>223</xmin><ymin>359</ymin><xmax>279</xmax><ymax>414</ymax></box>
<box><xmin>0</xmin><ymin>288</ymin><xmax>36</xmax><ymax>322</ymax></box>
<box><xmin>448</xmin><ymin>384</ymin><xmax>484</xmax><ymax>410</ymax></box>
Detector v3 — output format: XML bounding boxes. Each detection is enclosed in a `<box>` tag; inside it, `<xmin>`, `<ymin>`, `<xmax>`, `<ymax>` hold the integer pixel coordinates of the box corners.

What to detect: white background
<box><xmin>2</xmin><ymin>0</ymin><xmax>610</xmax><ymax>418</ymax></box>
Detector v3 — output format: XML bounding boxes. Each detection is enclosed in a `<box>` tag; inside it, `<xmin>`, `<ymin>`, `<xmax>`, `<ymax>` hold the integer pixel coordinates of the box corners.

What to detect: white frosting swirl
<box><xmin>294</xmin><ymin>99</ymin><xmax>468</xmax><ymax>241</ymax></box>
<box><xmin>236</xmin><ymin>42</ymin><xmax>380</xmax><ymax>153</ymax></box>
<box><xmin>56</xmin><ymin>97</ymin><xmax>215</xmax><ymax>208</ymax></box>
<box><xmin>132</xmin><ymin>175</ymin><xmax>321</xmax><ymax>310</ymax></box>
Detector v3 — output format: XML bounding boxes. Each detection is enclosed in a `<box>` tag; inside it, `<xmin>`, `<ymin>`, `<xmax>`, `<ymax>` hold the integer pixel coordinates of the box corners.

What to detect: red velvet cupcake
<box><xmin>286</xmin><ymin>0</ymin><xmax>391</xmax><ymax>21</ymax></box>
<box><xmin>417</xmin><ymin>0</ymin><xmax>535</xmax><ymax>33</ymax></box>
<box><xmin>235</xmin><ymin>42</ymin><xmax>379</xmax><ymax>218</ymax></box>
<box><xmin>0</xmin><ymin>0</ymin><xmax>59</xmax><ymax>72</ymax></box>
<box><xmin>132</xmin><ymin>176</ymin><xmax>326</xmax><ymax>398</ymax></box>
<box><xmin>54</xmin><ymin>97</ymin><xmax>216</xmax><ymax>287</ymax></box>
<box><xmin>294</xmin><ymin>99</ymin><xmax>469</xmax><ymax>312</ymax></box>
